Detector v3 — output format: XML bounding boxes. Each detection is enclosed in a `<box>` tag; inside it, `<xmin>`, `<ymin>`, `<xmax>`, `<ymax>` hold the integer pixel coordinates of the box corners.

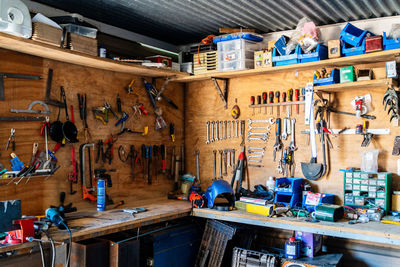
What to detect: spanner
<box><xmin>215</xmin><ymin>121</ymin><xmax>219</xmax><ymax>141</ymax></box>
<box><xmin>282</xmin><ymin>118</ymin><xmax>288</xmax><ymax>140</ymax></box>
<box><xmin>248</xmin><ymin>125</ymin><xmax>271</xmax><ymax>130</ymax></box>
<box><xmin>248</xmin><ymin>136</ymin><xmax>268</xmax><ymax>142</ymax></box>
<box><xmin>286</xmin><ymin>116</ymin><xmax>291</xmax><ymax>135</ymax></box>
<box><xmin>210</xmin><ymin>121</ymin><xmax>215</xmax><ymax>142</ymax></box>
<box><xmin>273</xmin><ymin>118</ymin><xmax>282</xmax><ymax>161</ymax></box>
<box><xmin>277</xmin><ymin>149</ymin><xmax>284</xmax><ymax>173</ymax></box>
<box><xmin>248</xmin><ymin>118</ymin><xmax>275</xmax><ymax>125</ymax></box>
<box><xmin>228</xmin><ymin>121</ymin><xmax>231</xmax><ymax>138</ymax></box>
<box><xmin>218</xmin><ymin>150</ymin><xmax>223</xmax><ymax>178</ymax></box>
<box><xmin>289</xmin><ymin>118</ymin><xmax>297</xmax><ymax>151</ymax></box>
<box><xmin>232</xmin><ymin>149</ymin><xmax>236</xmax><ymax>169</ymax></box>
<box><xmin>212</xmin><ymin>150</ymin><xmax>217</xmax><ymax>180</ymax></box>
<box><xmin>220</xmin><ymin>121</ymin><xmax>223</xmax><ymax>140</ymax></box>
<box><xmin>206</xmin><ymin>121</ymin><xmax>210</xmax><ymax>144</ymax></box>
<box><xmin>224</xmin><ymin>121</ymin><xmax>227</xmax><ymax>140</ymax></box>
<box><xmin>236</xmin><ymin>120</ymin><xmax>239</xmax><ymax>137</ymax></box>
<box><xmin>248</xmin><ymin>154</ymin><xmax>264</xmax><ymax>158</ymax></box>
<box><xmin>232</xmin><ymin>120</ymin><xmax>236</xmax><ymax>137</ymax></box>
<box><xmin>223</xmin><ymin>150</ymin><xmax>227</xmax><ymax>175</ymax></box>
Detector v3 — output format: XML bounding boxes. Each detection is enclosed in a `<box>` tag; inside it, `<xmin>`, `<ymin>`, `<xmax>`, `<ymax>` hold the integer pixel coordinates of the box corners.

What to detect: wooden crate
<box><xmin>70</xmin><ymin>238</ymin><xmax>109</xmax><ymax>267</ymax></box>
<box><xmin>193</xmin><ymin>51</ymin><xmax>218</xmax><ymax>75</ymax></box>
<box><xmin>68</xmin><ymin>32</ymin><xmax>98</xmax><ymax>56</ymax></box>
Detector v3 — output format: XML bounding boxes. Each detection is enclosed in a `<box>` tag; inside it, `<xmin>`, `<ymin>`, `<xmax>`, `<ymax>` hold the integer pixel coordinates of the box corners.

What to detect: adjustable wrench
<box><xmin>224</xmin><ymin>121</ymin><xmax>227</xmax><ymax>140</ymax></box>
<box><xmin>212</xmin><ymin>150</ymin><xmax>217</xmax><ymax>180</ymax></box>
<box><xmin>282</xmin><ymin>118</ymin><xmax>288</xmax><ymax>140</ymax></box>
<box><xmin>289</xmin><ymin>118</ymin><xmax>297</xmax><ymax>151</ymax></box>
<box><xmin>206</xmin><ymin>121</ymin><xmax>210</xmax><ymax>144</ymax></box>
<box><xmin>228</xmin><ymin>121</ymin><xmax>231</xmax><ymax>138</ymax></box>
<box><xmin>215</xmin><ymin>121</ymin><xmax>219</xmax><ymax>141</ymax></box>
<box><xmin>210</xmin><ymin>121</ymin><xmax>215</xmax><ymax>142</ymax></box>
<box><xmin>273</xmin><ymin>118</ymin><xmax>282</xmax><ymax>161</ymax></box>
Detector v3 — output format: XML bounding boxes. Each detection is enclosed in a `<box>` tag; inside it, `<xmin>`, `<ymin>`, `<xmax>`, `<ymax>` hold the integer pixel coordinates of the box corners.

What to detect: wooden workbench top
<box><xmin>0</xmin><ymin>199</ymin><xmax>192</xmax><ymax>253</ymax></box>
<box><xmin>192</xmin><ymin>208</ymin><xmax>400</xmax><ymax>247</ymax></box>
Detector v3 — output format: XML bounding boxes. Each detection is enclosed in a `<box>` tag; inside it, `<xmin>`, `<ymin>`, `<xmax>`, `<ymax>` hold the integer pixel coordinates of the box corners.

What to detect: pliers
<box><xmin>104</xmin><ymin>101</ymin><xmax>119</xmax><ymax>119</ymax></box>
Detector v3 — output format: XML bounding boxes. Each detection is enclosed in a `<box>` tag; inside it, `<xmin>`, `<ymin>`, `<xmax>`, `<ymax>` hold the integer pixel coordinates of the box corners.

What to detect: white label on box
<box><xmin>369</xmin><ymin>179</ymin><xmax>377</xmax><ymax>185</ymax></box>
<box><xmin>353</xmin><ymin>190</ymin><xmax>360</xmax><ymax>196</ymax></box>
<box><xmin>353</xmin><ymin>179</ymin><xmax>361</xmax><ymax>184</ymax></box>
<box><xmin>361</xmin><ymin>185</ymin><xmax>369</xmax><ymax>191</ymax></box>
<box><xmin>369</xmin><ymin>186</ymin><xmax>377</xmax><ymax>192</ymax></box>
<box><xmin>353</xmin><ymin>185</ymin><xmax>361</xmax><ymax>190</ymax></box>
<box><xmin>346</xmin><ymin>178</ymin><xmax>352</xmax><ymax>183</ymax></box>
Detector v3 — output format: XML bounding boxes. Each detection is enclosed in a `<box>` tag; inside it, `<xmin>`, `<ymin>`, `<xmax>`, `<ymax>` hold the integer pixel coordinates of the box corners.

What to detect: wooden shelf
<box><xmin>172</xmin><ymin>49</ymin><xmax>400</xmax><ymax>83</ymax></box>
<box><xmin>0</xmin><ymin>32</ymin><xmax>188</xmax><ymax>78</ymax></box>
<box><xmin>249</xmin><ymin>100</ymin><xmax>305</xmax><ymax>108</ymax></box>
<box><xmin>316</xmin><ymin>79</ymin><xmax>396</xmax><ymax>92</ymax></box>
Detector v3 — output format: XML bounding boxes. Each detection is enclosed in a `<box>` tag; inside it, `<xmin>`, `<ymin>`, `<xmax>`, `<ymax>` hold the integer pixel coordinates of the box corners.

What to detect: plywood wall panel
<box><xmin>0</xmin><ymin>49</ymin><xmax>183</xmax><ymax>215</ymax></box>
<box><xmin>185</xmin><ymin>62</ymin><xmax>399</xmax><ymax>203</ymax></box>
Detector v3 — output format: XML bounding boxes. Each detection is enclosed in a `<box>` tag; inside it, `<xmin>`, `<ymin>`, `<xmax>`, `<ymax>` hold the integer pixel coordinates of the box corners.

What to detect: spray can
<box><xmin>285</xmin><ymin>237</ymin><xmax>300</xmax><ymax>259</ymax></box>
<box><xmin>97</xmin><ymin>178</ymin><xmax>106</xmax><ymax>211</ymax></box>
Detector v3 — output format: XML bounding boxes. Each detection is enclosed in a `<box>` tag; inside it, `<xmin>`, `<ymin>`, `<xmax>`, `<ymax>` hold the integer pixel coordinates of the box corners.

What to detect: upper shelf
<box><xmin>172</xmin><ymin>49</ymin><xmax>400</xmax><ymax>83</ymax></box>
<box><xmin>0</xmin><ymin>32</ymin><xmax>188</xmax><ymax>78</ymax></box>
<box><xmin>316</xmin><ymin>78</ymin><xmax>396</xmax><ymax>92</ymax></box>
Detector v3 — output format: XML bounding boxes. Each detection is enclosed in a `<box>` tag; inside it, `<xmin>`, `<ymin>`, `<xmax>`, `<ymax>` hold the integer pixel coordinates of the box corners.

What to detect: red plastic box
<box><xmin>365</xmin><ymin>36</ymin><xmax>382</xmax><ymax>53</ymax></box>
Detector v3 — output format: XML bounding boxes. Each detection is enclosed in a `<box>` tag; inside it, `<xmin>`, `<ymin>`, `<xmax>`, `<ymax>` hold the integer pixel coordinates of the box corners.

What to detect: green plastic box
<box><xmin>340</xmin><ymin>66</ymin><xmax>355</xmax><ymax>83</ymax></box>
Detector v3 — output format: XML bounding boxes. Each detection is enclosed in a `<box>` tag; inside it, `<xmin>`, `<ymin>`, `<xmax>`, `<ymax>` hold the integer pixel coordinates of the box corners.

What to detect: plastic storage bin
<box><xmin>219</xmin><ymin>49</ymin><xmax>254</xmax><ymax>62</ymax></box>
<box><xmin>217</xmin><ymin>39</ymin><xmax>261</xmax><ymax>71</ymax></box>
<box><xmin>218</xmin><ymin>59</ymin><xmax>254</xmax><ymax>72</ymax></box>
<box><xmin>298</xmin><ymin>44</ymin><xmax>328</xmax><ymax>63</ymax></box>
<box><xmin>302</xmin><ymin>193</ymin><xmax>335</xmax><ymax>212</ymax></box>
<box><xmin>383</xmin><ymin>32</ymin><xmax>400</xmax><ymax>50</ymax></box>
<box><xmin>342</xmin><ymin>40</ymin><xmax>365</xmax><ymax>57</ymax></box>
<box><xmin>274</xmin><ymin>177</ymin><xmax>303</xmax><ymax>193</ymax></box>
<box><xmin>272</xmin><ymin>45</ymin><xmax>300</xmax><ymax>66</ymax></box>
<box><xmin>62</xmin><ymin>24</ymin><xmax>97</xmax><ymax>38</ymax></box>
<box><xmin>313</xmin><ymin>68</ymin><xmax>340</xmax><ymax>86</ymax></box>
<box><xmin>340</xmin><ymin>23</ymin><xmax>371</xmax><ymax>47</ymax></box>
<box><xmin>213</xmin><ymin>33</ymin><xmax>263</xmax><ymax>43</ymax></box>
<box><xmin>217</xmin><ymin>39</ymin><xmax>262</xmax><ymax>53</ymax></box>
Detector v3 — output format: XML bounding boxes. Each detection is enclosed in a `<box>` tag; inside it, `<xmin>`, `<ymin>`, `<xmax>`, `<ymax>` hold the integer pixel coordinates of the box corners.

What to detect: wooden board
<box><xmin>173</xmin><ymin>49</ymin><xmax>400</xmax><ymax>82</ymax></box>
<box><xmin>184</xmin><ymin>61</ymin><xmax>400</xmax><ymax>204</ymax></box>
<box><xmin>316</xmin><ymin>78</ymin><xmax>396</xmax><ymax>93</ymax></box>
<box><xmin>0</xmin><ymin>32</ymin><xmax>187</xmax><ymax>78</ymax></box>
<box><xmin>192</xmin><ymin>208</ymin><xmax>400</xmax><ymax>246</ymax></box>
<box><xmin>0</xmin><ymin>48</ymin><xmax>185</xmax><ymax>216</ymax></box>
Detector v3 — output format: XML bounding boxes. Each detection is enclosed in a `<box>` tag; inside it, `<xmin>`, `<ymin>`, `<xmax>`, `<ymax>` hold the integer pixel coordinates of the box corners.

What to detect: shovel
<box><xmin>301</xmin><ymin>84</ymin><xmax>325</xmax><ymax>180</ymax></box>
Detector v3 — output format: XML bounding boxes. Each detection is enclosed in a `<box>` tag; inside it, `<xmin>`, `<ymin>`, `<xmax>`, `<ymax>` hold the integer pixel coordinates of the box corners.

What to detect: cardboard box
<box><xmin>32</xmin><ymin>22</ymin><xmax>62</xmax><ymax>47</ymax></box>
<box><xmin>392</xmin><ymin>193</ymin><xmax>400</xmax><ymax>211</ymax></box>
<box><xmin>365</xmin><ymin>35</ymin><xmax>382</xmax><ymax>53</ymax></box>
<box><xmin>294</xmin><ymin>231</ymin><xmax>322</xmax><ymax>258</ymax></box>
<box><xmin>340</xmin><ymin>66</ymin><xmax>355</xmax><ymax>83</ymax></box>
<box><xmin>68</xmin><ymin>32</ymin><xmax>98</xmax><ymax>56</ymax></box>
<box><xmin>328</xmin><ymin>40</ymin><xmax>341</xmax><ymax>58</ymax></box>
<box><xmin>253</xmin><ymin>50</ymin><xmax>272</xmax><ymax>69</ymax></box>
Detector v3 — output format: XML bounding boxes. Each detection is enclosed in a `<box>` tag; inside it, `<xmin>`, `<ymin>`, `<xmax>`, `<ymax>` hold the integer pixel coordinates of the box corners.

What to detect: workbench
<box><xmin>0</xmin><ymin>199</ymin><xmax>192</xmax><ymax>253</ymax></box>
<box><xmin>192</xmin><ymin>208</ymin><xmax>400</xmax><ymax>247</ymax></box>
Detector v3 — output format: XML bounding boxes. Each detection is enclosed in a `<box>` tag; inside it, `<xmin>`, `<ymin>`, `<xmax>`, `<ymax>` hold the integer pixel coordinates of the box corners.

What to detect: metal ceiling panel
<box><xmin>32</xmin><ymin>0</ymin><xmax>400</xmax><ymax>45</ymax></box>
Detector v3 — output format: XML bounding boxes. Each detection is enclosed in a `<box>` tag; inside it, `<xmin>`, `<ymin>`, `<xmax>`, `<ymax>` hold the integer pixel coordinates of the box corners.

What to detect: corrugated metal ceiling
<box><xmin>32</xmin><ymin>0</ymin><xmax>400</xmax><ymax>45</ymax></box>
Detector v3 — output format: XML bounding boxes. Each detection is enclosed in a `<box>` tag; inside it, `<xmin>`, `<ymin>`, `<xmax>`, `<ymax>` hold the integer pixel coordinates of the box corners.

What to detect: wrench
<box><xmin>226</xmin><ymin>150</ymin><xmax>231</xmax><ymax>167</ymax></box>
<box><xmin>248</xmin><ymin>146</ymin><xmax>265</xmax><ymax>150</ymax></box>
<box><xmin>232</xmin><ymin>120</ymin><xmax>236</xmax><ymax>137</ymax></box>
<box><xmin>289</xmin><ymin>118</ymin><xmax>297</xmax><ymax>151</ymax></box>
<box><xmin>232</xmin><ymin>149</ymin><xmax>236</xmax><ymax>169</ymax></box>
<box><xmin>215</xmin><ymin>121</ymin><xmax>219</xmax><ymax>141</ymax></box>
<box><xmin>282</xmin><ymin>118</ymin><xmax>288</xmax><ymax>140</ymax></box>
<box><xmin>210</xmin><ymin>121</ymin><xmax>215</xmax><ymax>142</ymax></box>
<box><xmin>249</xmin><ymin>159</ymin><xmax>262</xmax><ymax>163</ymax></box>
<box><xmin>218</xmin><ymin>150</ymin><xmax>223</xmax><ymax>178</ymax></box>
<box><xmin>248</xmin><ymin>136</ymin><xmax>268</xmax><ymax>142</ymax></box>
<box><xmin>195</xmin><ymin>150</ymin><xmax>200</xmax><ymax>183</ymax></box>
<box><xmin>224</xmin><ymin>121</ymin><xmax>227</xmax><ymax>140</ymax></box>
<box><xmin>248</xmin><ymin>125</ymin><xmax>271</xmax><ymax>130</ymax></box>
<box><xmin>206</xmin><ymin>121</ymin><xmax>210</xmax><ymax>144</ymax></box>
<box><xmin>212</xmin><ymin>150</ymin><xmax>217</xmax><ymax>180</ymax></box>
<box><xmin>286</xmin><ymin>116</ymin><xmax>291</xmax><ymax>135</ymax></box>
<box><xmin>248</xmin><ymin>154</ymin><xmax>264</xmax><ymax>158</ymax></box>
<box><xmin>277</xmin><ymin>149</ymin><xmax>284</xmax><ymax>173</ymax></box>
<box><xmin>223</xmin><ymin>151</ymin><xmax>227</xmax><ymax>175</ymax></box>
<box><xmin>273</xmin><ymin>118</ymin><xmax>282</xmax><ymax>161</ymax></box>
<box><xmin>235</xmin><ymin>120</ymin><xmax>239</xmax><ymax>137</ymax></box>
<box><xmin>219</xmin><ymin>121</ymin><xmax>223</xmax><ymax>140</ymax></box>
<box><xmin>228</xmin><ymin>121</ymin><xmax>231</xmax><ymax>138</ymax></box>
<box><xmin>248</xmin><ymin>129</ymin><xmax>269</xmax><ymax>135</ymax></box>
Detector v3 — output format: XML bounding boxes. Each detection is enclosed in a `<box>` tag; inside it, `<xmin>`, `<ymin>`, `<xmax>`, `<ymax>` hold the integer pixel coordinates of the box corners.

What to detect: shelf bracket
<box><xmin>211</xmin><ymin>77</ymin><xmax>228</xmax><ymax>109</ymax></box>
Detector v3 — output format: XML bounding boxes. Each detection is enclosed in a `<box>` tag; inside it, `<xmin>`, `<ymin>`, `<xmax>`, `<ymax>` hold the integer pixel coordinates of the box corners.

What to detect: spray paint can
<box><xmin>97</xmin><ymin>178</ymin><xmax>106</xmax><ymax>211</ymax></box>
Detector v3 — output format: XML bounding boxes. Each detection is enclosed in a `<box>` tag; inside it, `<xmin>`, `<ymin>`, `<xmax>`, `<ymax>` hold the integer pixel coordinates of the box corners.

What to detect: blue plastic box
<box><xmin>313</xmin><ymin>68</ymin><xmax>340</xmax><ymax>86</ymax></box>
<box><xmin>298</xmin><ymin>44</ymin><xmax>328</xmax><ymax>63</ymax></box>
<box><xmin>213</xmin><ymin>33</ymin><xmax>263</xmax><ymax>43</ymax></box>
<box><xmin>340</xmin><ymin>23</ymin><xmax>371</xmax><ymax>47</ymax></box>
<box><xmin>272</xmin><ymin>45</ymin><xmax>300</xmax><ymax>66</ymax></box>
<box><xmin>274</xmin><ymin>177</ymin><xmax>303</xmax><ymax>193</ymax></box>
<box><xmin>302</xmin><ymin>193</ymin><xmax>335</xmax><ymax>212</ymax></box>
<box><xmin>383</xmin><ymin>32</ymin><xmax>400</xmax><ymax>50</ymax></box>
<box><xmin>274</xmin><ymin>35</ymin><xmax>288</xmax><ymax>56</ymax></box>
<box><xmin>342</xmin><ymin>39</ymin><xmax>365</xmax><ymax>57</ymax></box>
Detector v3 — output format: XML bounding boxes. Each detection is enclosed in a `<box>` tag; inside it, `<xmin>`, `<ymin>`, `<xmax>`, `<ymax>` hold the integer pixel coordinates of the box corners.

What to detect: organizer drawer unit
<box><xmin>193</xmin><ymin>51</ymin><xmax>218</xmax><ymax>75</ymax></box>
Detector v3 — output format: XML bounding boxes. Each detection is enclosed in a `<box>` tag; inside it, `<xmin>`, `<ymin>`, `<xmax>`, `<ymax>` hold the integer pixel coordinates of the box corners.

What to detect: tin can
<box><xmin>356</xmin><ymin>124</ymin><xmax>363</xmax><ymax>134</ymax></box>
<box><xmin>285</xmin><ymin>237</ymin><xmax>300</xmax><ymax>259</ymax></box>
<box><xmin>97</xmin><ymin>178</ymin><xmax>106</xmax><ymax>211</ymax></box>
<box><xmin>99</xmin><ymin>46</ymin><xmax>107</xmax><ymax>58</ymax></box>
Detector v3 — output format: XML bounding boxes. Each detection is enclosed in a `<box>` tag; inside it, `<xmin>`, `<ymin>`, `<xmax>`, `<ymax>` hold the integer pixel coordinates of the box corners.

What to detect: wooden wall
<box><xmin>0</xmin><ymin>49</ymin><xmax>184</xmax><ymax>215</ymax></box>
<box><xmin>185</xmin><ymin>62</ymin><xmax>400</xmax><ymax>202</ymax></box>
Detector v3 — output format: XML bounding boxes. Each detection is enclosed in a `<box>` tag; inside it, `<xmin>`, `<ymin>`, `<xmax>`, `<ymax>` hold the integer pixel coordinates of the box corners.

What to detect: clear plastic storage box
<box><xmin>62</xmin><ymin>24</ymin><xmax>98</xmax><ymax>38</ymax></box>
<box><xmin>218</xmin><ymin>59</ymin><xmax>254</xmax><ymax>72</ymax></box>
<box><xmin>217</xmin><ymin>39</ymin><xmax>262</xmax><ymax>71</ymax></box>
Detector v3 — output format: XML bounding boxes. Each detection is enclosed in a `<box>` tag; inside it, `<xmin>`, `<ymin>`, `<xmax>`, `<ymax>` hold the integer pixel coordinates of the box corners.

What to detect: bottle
<box><xmin>97</xmin><ymin>178</ymin><xmax>106</xmax><ymax>211</ymax></box>
<box><xmin>285</xmin><ymin>237</ymin><xmax>300</xmax><ymax>259</ymax></box>
<box><xmin>267</xmin><ymin>176</ymin><xmax>275</xmax><ymax>191</ymax></box>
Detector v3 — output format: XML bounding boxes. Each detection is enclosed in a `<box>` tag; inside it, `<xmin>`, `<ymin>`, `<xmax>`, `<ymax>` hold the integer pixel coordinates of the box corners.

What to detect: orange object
<box><xmin>198</xmin><ymin>35</ymin><xmax>216</xmax><ymax>64</ymax></box>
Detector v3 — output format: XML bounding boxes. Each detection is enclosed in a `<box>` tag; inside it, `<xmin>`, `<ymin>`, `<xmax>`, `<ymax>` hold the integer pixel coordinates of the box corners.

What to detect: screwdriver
<box><xmin>302</xmin><ymin>88</ymin><xmax>306</xmax><ymax>112</ymax></box>
<box><xmin>269</xmin><ymin>91</ymin><xmax>274</xmax><ymax>115</ymax></box>
<box><xmin>275</xmin><ymin>91</ymin><xmax>280</xmax><ymax>117</ymax></box>
<box><xmin>262</xmin><ymin>92</ymin><xmax>267</xmax><ymax>114</ymax></box>
<box><xmin>250</xmin><ymin>96</ymin><xmax>255</xmax><ymax>115</ymax></box>
<box><xmin>288</xmin><ymin>88</ymin><xmax>293</xmax><ymax>116</ymax></box>
<box><xmin>295</xmin><ymin>89</ymin><xmax>300</xmax><ymax>114</ymax></box>
<box><xmin>257</xmin><ymin>95</ymin><xmax>262</xmax><ymax>113</ymax></box>
<box><xmin>281</xmin><ymin>92</ymin><xmax>286</xmax><ymax>114</ymax></box>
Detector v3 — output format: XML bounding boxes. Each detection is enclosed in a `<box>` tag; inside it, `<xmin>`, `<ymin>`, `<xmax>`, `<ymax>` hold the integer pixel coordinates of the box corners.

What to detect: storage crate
<box><xmin>298</xmin><ymin>44</ymin><xmax>328</xmax><ymax>63</ymax></box>
<box><xmin>383</xmin><ymin>32</ymin><xmax>400</xmax><ymax>50</ymax></box>
<box><xmin>272</xmin><ymin>45</ymin><xmax>300</xmax><ymax>66</ymax></box>
<box><xmin>217</xmin><ymin>38</ymin><xmax>262</xmax><ymax>53</ymax></box>
<box><xmin>193</xmin><ymin>51</ymin><xmax>217</xmax><ymax>74</ymax></box>
<box><xmin>218</xmin><ymin>59</ymin><xmax>253</xmax><ymax>72</ymax></box>
<box><xmin>213</xmin><ymin>32</ymin><xmax>263</xmax><ymax>43</ymax></box>
<box><xmin>340</xmin><ymin>23</ymin><xmax>371</xmax><ymax>47</ymax></box>
<box><xmin>313</xmin><ymin>68</ymin><xmax>340</xmax><ymax>86</ymax></box>
<box><xmin>274</xmin><ymin>177</ymin><xmax>303</xmax><ymax>208</ymax></box>
<box><xmin>342</xmin><ymin>40</ymin><xmax>365</xmax><ymax>57</ymax></box>
<box><xmin>342</xmin><ymin>170</ymin><xmax>392</xmax><ymax>214</ymax></box>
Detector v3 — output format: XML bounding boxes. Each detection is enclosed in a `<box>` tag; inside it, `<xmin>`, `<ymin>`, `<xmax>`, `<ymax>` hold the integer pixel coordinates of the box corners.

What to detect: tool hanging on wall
<box><xmin>170</xmin><ymin>123</ymin><xmax>175</xmax><ymax>142</ymax></box>
<box><xmin>68</xmin><ymin>146</ymin><xmax>77</xmax><ymax>195</ymax></box>
<box><xmin>44</xmin><ymin>69</ymin><xmax>63</xmax><ymax>107</ymax></box>
<box><xmin>116</xmin><ymin>94</ymin><xmax>122</xmax><ymax>114</ymax></box>
<box><xmin>231</xmin><ymin>101</ymin><xmax>240</xmax><ymax>119</ymax></box>
<box><xmin>5</xmin><ymin>128</ymin><xmax>15</xmax><ymax>151</ymax></box>
<box><xmin>231</xmin><ymin>146</ymin><xmax>246</xmax><ymax>198</ymax></box>
<box><xmin>143</xmin><ymin>78</ymin><xmax>178</xmax><ymax>109</ymax></box>
<box><xmin>79</xmin><ymin>143</ymin><xmax>96</xmax><ymax>202</ymax></box>
<box><xmin>10</xmin><ymin>100</ymin><xmax>50</xmax><ymax>114</ymax></box>
<box><xmin>77</xmin><ymin>93</ymin><xmax>91</xmax><ymax>142</ymax></box>
<box><xmin>361</xmin><ymin>120</ymin><xmax>373</xmax><ymax>147</ymax></box>
<box><xmin>211</xmin><ymin>77</ymin><xmax>228</xmax><ymax>109</ymax></box>
<box><xmin>0</xmin><ymin>72</ymin><xmax>42</xmax><ymax>101</ymax></box>
<box><xmin>383</xmin><ymin>86</ymin><xmax>400</xmax><ymax>122</ymax></box>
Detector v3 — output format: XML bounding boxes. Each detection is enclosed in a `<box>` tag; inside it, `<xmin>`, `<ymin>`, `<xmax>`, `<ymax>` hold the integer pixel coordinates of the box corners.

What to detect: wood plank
<box><xmin>173</xmin><ymin>49</ymin><xmax>400</xmax><ymax>82</ymax></box>
<box><xmin>316</xmin><ymin>79</ymin><xmax>395</xmax><ymax>93</ymax></box>
<box><xmin>192</xmin><ymin>208</ymin><xmax>400</xmax><ymax>246</ymax></box>
<box><xmin>0</xmin><ymin>32</ymin><xmax>187</xmax><ymax>78</ymax></box>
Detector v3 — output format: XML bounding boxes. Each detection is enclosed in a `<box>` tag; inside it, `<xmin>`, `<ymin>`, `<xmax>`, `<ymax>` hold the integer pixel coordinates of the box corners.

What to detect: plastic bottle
<box><xmin>285</xmin><ymin>237</ymin><xmax>300</xmax><ymax>259</ymax></box>
<box><xmin>267</xmin><ymin>176</ymin><xmax>275</xmax><ymax>191</ymax></box>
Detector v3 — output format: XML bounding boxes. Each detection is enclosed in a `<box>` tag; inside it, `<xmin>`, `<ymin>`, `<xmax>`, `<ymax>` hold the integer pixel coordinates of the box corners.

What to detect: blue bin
<box><xmin>302</xmin><ymin>193</ymin><xmax>335</xmax><ymax>212</ymax></box>
<box><xmin>340</xmin><ymin>23</ymin><xmax>371</xmax><ymax>47</ymax></box>
<box><xmin>274</xmin><ymin>35</ymin><xmax>289</xmax><ymax>56</ymax></box>
<box><xmin>298</xmin><ymin>44</ymin><xmax>328</xmax><ymax>63</ymax></box>
<box><xmin>342</xmin><ymin>39</ymin><xmax>365</xmax><ymax>57</ymax></box>
<box><xmin>313</xmin><ymin>68</ymin><xmax>340</xmax><ymax>86</ymax></box>
<box><xmin>274</xmin><ymin>177</ymin><xmax>303</xmax><ymax>194</ymax></box>
<box><xmin>383</xmin><ymin>32</ymin><xmax>400</xmax><ymax>50</ymax></box>
<box><xmin>213</xmin><ymin>33</ymin><xmax>263</xmax><ymax>43</ymax></box>
<box><xmin>272</xmin><ymin>45</ymin><xmax>300</xmax><ymax>66</ymax></box>
<box><xmin>275</xmin><ymin>193</ymin><xmax>302</xmax><ymax>208</ymax></box>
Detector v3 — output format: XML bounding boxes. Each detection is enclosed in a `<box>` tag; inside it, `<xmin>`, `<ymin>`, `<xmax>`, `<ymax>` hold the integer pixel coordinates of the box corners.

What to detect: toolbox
<box><xmin>342</xmin><ymin>171</ymin><xmax>392</xmax><ymax>213</ymax></box>
<box><xmin>313</xmin><ymin>68</ymin><xmax>340</xmax><ymax>86</ymax></box>
<box><xmin>298</xmin><ymin>44</ymin><xmax>328</xmax><ymax>63</ymax></box>
<box><xmin>272</xmin><ymin>44</ymin><xmax>300</xmax><ymax>66</ymax></box>
<box><xmin>383</xmin><ymin>32</ymin><xmax>400</xmax><ymax>50</ymax></box>
<box><xmin>340</xmin><ymin>23</ymin><xmax>371</xmax><ymax>47</ymax></box>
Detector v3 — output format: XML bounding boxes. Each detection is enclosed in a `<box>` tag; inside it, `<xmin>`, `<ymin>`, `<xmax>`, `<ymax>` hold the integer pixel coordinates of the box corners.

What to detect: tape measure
<box><xmin>231</xmin><ymin>105</ymin><xmax>240</xmax><ymax>119</ymax></box>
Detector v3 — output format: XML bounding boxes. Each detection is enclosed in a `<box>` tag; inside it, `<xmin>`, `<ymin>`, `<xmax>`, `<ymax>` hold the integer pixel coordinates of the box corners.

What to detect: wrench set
<box><xmin>206</xmin><ymin>120</ymin><xmax>244</xmax><ymax>144</ymax></box>
<box><xmin>247</xmin><ymin>118</ymin><xmax>274</xmax><ymax>142</ymax></box>
<box><xmin>212</xmin><ymin>148</ymin><xmax>236</xmax><ymax>180</ymax></box>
